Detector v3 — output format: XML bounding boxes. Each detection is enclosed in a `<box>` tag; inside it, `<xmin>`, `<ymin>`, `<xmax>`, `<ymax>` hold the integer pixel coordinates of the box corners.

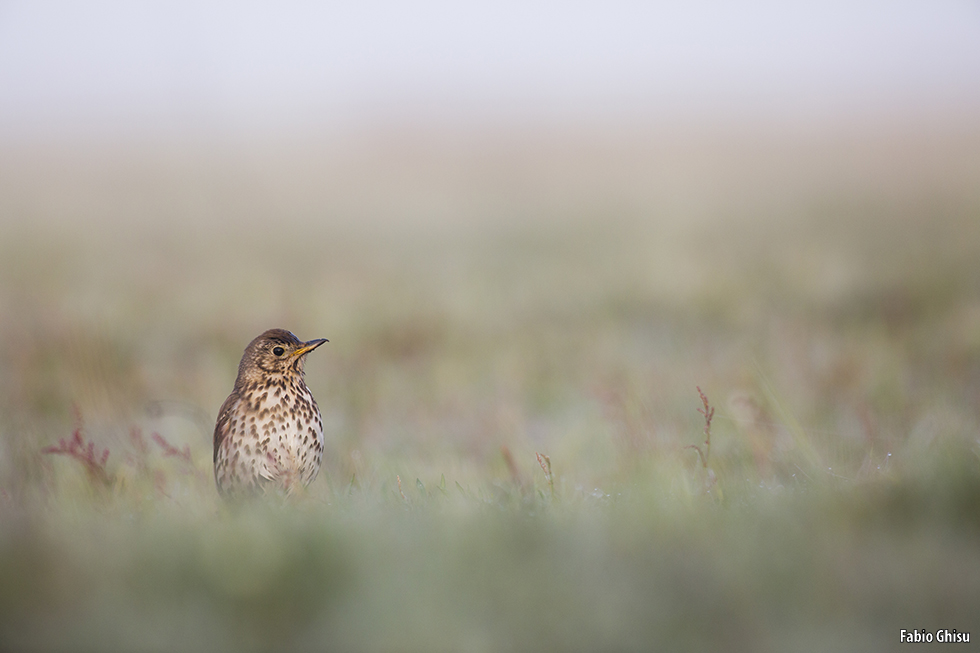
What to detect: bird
<box><xmin>213</xmin><ymin>329</ymin><xmax>328</xmax><ymax>498</ymax></box>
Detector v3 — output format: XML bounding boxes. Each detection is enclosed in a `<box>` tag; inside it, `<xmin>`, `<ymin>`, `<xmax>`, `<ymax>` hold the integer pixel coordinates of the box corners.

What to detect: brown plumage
<box><xmin>213</xmin><ymin>329</ymin><xmax>328</xmax><ymax>497</ymax></box>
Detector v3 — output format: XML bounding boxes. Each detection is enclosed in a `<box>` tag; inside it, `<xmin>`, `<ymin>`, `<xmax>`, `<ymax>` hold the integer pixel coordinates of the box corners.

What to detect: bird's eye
<box><xmin>273</xmin><ymin>346</ymin><xmax>285</xmax><ymax>356</ymax></box>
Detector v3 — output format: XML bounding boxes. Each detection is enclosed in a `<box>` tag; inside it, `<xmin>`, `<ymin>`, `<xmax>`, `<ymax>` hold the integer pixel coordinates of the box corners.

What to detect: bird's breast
<box><xmin>219</xmin><ymin>377</ymin><xmax>324</xmax><ymax>492</ymax></box>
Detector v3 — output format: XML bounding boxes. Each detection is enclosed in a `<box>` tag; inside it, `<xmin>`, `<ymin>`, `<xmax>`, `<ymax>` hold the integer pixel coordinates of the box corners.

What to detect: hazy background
<box><xmin>1</xmin><ymin>1</ymin><xmax>979</xmax><ymax>139</ymax></box>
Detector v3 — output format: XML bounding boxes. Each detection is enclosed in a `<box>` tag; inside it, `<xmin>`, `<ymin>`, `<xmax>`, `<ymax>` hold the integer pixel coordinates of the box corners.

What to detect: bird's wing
<box><xmin>213</xmin><ymin>392</ymin><xmax>239</xmax><ymax>464</ymax></box>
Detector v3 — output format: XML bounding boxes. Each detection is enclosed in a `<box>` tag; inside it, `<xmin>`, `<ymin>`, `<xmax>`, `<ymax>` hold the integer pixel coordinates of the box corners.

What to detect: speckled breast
<box><xmin>215</xmin><ymin>375</ymin><xmax>324</xmax><ymax>495</ymax></box>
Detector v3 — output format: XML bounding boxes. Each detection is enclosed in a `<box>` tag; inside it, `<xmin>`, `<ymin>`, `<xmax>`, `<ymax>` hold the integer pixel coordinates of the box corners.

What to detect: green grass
<box><xmin>1</xmin><ymin>122</ymin><xmax>979</xmax><ymax>651</ymax></box>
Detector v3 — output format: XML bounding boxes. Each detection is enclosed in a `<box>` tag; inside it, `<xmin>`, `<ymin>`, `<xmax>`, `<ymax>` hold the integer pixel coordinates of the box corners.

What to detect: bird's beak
<box><xmin>292</xmin><ymin>338</ymin><xmax>328</xmax><ymax>358</ymax></box>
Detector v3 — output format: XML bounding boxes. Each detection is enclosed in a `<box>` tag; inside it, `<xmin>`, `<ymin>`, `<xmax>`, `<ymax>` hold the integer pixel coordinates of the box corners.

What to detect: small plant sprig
<box><xmin>501</xmin><ymin>445</ymin><xmax>525</xmax><ymax>488</ymax></box>
<box><xmin>686</xmin><ymin>386</ymin><xmax>719</xmax><ymax>495</ymax></box>
<box><xmin>686</xmin><ymin>386</ymin><xmax>714</xmax><ymax>469</ymax></box>
<box><xmin>535</xmin><ymin>452</ymin><xmax>554</xmax><ymax>498</ymax></box>
<box><xmin>151</xmin><ymin>432</ymin><xmax>192</xmax><ymax>464</ymax></box>
<box><xmin>42</xmin><ymin>424</ymin><xmax>113</xmax><ymax>488</ymax></box>
<box><xmin>46</xmin><ymin>415</ymin><xmax>207</xmax><ymax>499</ymax></box>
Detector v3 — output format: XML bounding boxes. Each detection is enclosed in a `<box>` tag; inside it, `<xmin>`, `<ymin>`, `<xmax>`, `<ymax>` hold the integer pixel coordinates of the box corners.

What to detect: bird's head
<box><xmin>236</xmin><ymin>328</ymin><xmax>328</xmax><ymax>383</ymax></box>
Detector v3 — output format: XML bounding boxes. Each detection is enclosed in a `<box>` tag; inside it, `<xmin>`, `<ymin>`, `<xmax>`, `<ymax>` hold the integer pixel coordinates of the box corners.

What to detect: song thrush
<box><xmin>213</xmin><ymin>329</ymin><xmax>328</xmax><ymax>497</ymax></box>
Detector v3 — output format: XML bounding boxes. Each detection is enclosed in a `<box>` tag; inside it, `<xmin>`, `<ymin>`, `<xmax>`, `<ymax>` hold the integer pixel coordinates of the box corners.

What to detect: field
<box><xmin>1</xmin><ymin>118</ymin><xmax>979</xmax><ymax>652</ymax></box>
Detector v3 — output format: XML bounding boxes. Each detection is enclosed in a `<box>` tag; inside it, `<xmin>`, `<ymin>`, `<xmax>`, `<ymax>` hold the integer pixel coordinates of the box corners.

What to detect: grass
<box><xmin>1</xmin><ymin>119</ymin><xmax>979</xmax><ymax>651</ymax></box>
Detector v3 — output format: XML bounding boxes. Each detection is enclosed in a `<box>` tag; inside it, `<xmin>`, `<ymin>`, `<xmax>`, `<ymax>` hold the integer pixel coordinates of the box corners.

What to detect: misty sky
<box><xmin>1</xmin><ymin>2</ymin><xmax>978</xmax><ymax>137</ymax></box>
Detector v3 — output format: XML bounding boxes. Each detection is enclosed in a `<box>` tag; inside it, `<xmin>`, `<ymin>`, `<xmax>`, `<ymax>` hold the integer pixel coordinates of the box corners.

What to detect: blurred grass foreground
<box><xmin>1</xmin><ymin>119</ymin><xmax>979</xmax><ymax>652</ymax></box>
